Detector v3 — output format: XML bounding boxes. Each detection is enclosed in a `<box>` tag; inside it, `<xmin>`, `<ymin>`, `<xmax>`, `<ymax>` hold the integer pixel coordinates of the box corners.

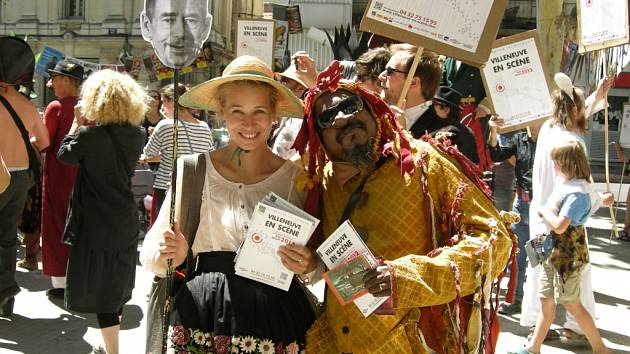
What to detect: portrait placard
<box><xmin>619</xmin><ymin>104</ymin><xmax>630</xmax><ymax>149</ymax></box>
<box><xmin>360</xmin><ymin>0</ymin><xmax>508</xmax><ymax>66</ymax></box>
<box><xmin>140</xmin><ymin>0</ymin><xmax>212</xmax><ymax>69</ymax></box>
<box><xmin>577</xmin><ymin>0</ymin><xmax>629</xmax><ymax>53</ymax></box>
<box><xmin>236</xmin><ymin>19</ymin><xmax>275</xmax><ymax>69</ymax></box>
<box><xmin>481</xmin><ymin>31</ymin><xmax>553</xmax><ymax>133</ymax></box>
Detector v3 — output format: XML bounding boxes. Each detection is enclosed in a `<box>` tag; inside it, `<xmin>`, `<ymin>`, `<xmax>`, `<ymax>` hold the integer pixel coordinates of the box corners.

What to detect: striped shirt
<box><xmin>143</xmin><ymin>118</ymin><xmax>214</xmax><ymax>189</ymax></box>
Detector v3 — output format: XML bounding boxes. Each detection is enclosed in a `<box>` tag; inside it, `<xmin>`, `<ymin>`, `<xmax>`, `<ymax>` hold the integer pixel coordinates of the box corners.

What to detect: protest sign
<box><xmin>35</xmin><ymin>46</ymin><xmax>64</xmax><ymax>77</ymax></box>
<box><xmin>577</xmin><ymin>0</ymin><xmax>629</xmax><ymax>53</ymax></box>
<box><xmin>481</xmin><ymin>31</ymin><xmax>553</xmax><ymax>133</ymax></box>
<box><xmin>236</xmin><ymin>19</ymin><xmax>276</xmax><ymax>69</ymax></box>
<box><xmin>360</xmin><ymin>0</ymin><xmax>508</xmax><ymax>66</ymax></box>
<box><xmin>140</xmin><ymin>0</ymin><xmax>212</xmax><ymax>69</ymax></box>
<box><xmin>286</xmin><ymin>5</ymin><xmax>303</xmax><ymax>33</ymax></box>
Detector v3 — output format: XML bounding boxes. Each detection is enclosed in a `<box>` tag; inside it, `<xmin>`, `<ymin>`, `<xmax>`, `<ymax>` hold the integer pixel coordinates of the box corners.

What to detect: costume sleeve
<box><xmin>42</xmin><ymin>101</ymin><xmax>62</xmax><ymax>152</ymax></box>
<box><xmin>143</xmin><ymin>121</ymin><xmax>164</xmax><ymax>157</ymax></box>
<box><xmin>57</xmin><ymin>126</ymin><xmax>89</xmax><ymax>165</ymax></box>
<box><xmin>389</xmin><ymin>147</ymin><xmax>512</xmax><ymax>309</ymax></box>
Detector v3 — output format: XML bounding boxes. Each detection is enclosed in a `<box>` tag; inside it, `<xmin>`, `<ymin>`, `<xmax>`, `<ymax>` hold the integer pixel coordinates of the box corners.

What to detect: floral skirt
<box><xmin>169</xmin><ymin>251</ymin><xmax>315</xmax><ymax>354</ymax></box>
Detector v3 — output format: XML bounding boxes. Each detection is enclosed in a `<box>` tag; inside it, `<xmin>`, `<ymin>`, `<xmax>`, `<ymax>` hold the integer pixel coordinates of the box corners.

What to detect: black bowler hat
<box><xmin>433</xmin><ymin>86</ymin><xmax>463</xmax><ymax>112</ymax></box>
<box><xmin>47</xmin><ymin>59</ymin><xmax>84</xmax><ymax>82</ymax></box>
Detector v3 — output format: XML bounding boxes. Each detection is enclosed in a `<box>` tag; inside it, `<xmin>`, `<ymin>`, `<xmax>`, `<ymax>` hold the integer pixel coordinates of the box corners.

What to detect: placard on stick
<box><xmin>577</xmin><ymin>0</ymin><xmax>629</xmax><ymax>53</ymax></box>
<box><xmin>481</xmin><ymin>30</ymin><xmax>553</xmax><ymax>133</ymax></box>
<box><xmin>236</xmin><ymin>19</ymin><xmax>276</xmax><ymax>69</ymax></box>
<box><xmin>360</xmin><ymin>0</ymin><xmax>508</xmax><ymax>66</ymax></box>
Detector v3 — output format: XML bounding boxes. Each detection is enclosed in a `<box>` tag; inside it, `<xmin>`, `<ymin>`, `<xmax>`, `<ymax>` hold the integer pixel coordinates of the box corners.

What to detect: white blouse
<box><xmin>140</xmin><ymin>154</ymin><xmax>306</xmax><ymax>277</ymax></box>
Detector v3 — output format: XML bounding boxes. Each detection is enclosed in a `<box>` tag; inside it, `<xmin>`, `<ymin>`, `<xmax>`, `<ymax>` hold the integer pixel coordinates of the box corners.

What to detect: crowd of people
<box><xmin>0</xmin><ymin>30</ymin><xmax>621</xmax><ymax>354</ymax></box>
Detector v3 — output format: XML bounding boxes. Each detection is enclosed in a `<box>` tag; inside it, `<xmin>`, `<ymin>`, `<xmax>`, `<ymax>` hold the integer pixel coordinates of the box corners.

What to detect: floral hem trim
<box><xmin>169</xmin><ymin>325</ymin><xmax>306</xmax><ymax>354</ymax></box>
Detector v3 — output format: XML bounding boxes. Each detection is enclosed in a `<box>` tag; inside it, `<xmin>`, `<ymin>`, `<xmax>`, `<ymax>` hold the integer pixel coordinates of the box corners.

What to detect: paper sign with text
<box><xmin>360</xmin><ymin>0</ymin><xmax>507</xmax><ymax>66</ymax></box>
<box><xmin>577</xmin><ymin>0</ymin><xmax>629</xmax><ymax>53</ymax></box>
<box><xmin>236</xmin><ymin>19</ymin><xmax>275</xmax><ymax>69</ymax></box>
<box><xmin>481</xmin><ymin>31</ymin><xmax>553</xmax><ymax>133</ymax></box>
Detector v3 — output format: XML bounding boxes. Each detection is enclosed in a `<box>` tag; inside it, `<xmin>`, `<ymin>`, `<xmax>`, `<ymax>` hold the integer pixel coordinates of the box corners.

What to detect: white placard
<box><xmin>236</xmin><ymin>19</ymin><xmax>275</xmax><ymax>68</ymax></box>
<box><xmin>619</xmin><ymin>104</ymin><xmax>630</xmax><ymax>149</ymax></box>
<box><xmin>481</xmin><ymin>31</ymin><xmax>553</xmax><ymax>132</ymax></box>
<box><xmin>578</xmin><ymin>0</ymin><xmax>629</xmax><ymax>52</ymax></box>
<box><xmin>366</xmin><ymin>0</ymin><xmax>494</xmax><ymax>53</ymax></box>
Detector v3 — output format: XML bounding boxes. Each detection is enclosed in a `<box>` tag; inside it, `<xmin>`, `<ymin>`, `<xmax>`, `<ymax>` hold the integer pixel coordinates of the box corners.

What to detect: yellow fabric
<box><xmin>305</xmin><ymin>140</ymin><xmax>512</xmax><ymax>354</ymax></box>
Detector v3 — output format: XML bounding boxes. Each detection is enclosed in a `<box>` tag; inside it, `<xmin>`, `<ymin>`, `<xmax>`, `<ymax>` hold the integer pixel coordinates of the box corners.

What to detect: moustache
<box><xmin>336</xmin><ymin>120</ymin><xmax>367</xmax><ymax>143</ymax></box>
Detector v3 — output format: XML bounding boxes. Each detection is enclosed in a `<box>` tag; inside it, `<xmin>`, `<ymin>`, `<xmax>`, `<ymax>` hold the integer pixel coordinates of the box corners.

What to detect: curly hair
<box><xmin>80</xmin><ymin>69</ymin><xmax>148</xmax><ymax>126</ymax></box>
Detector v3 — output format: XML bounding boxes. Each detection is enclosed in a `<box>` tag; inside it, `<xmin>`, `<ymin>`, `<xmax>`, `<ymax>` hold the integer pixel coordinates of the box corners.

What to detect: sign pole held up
<box><xmin>396</xmin><ymin>47</ymin><xmax>424</xmax><ymax>111</ymax></box>
<box><xmin>604</xmin><ymin>56</ymin><xmax>619</xmax><ymax>241</ymax></box>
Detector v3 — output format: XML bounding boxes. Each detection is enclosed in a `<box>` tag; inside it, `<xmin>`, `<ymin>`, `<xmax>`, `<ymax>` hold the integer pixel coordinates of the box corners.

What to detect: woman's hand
<box><xmin>157</xmin><ymin>222</ymin><xmax>188</xmax><ymax>268</ymax></box>
<box><xmin>292</xmin><ymin>51</ymin><xmax>317</xmax><ymax>87</ymax></box>
<box><xmin>601</xmin><ymin>192</ymin><xmax>614</xmax><ymax>207</ymax></box>
<box><xmin>73</xmin><ymin>102</ymin><xmax>86</xmax><ymax>126</ymax></box>
<box><xmin>277</xmin><ymin>243</ymin><xmax>317</xmax><ymax>275</ymax></box>
<box><xmin>488</xmin><ymin>115</ymin><xmax>505</xmax><ymax>132</ymax></box>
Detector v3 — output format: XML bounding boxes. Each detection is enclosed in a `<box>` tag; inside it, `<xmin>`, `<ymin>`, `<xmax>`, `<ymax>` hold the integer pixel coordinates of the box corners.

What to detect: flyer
<box><xmin>235</xmin><ymin>193</ymin><xmax>319</xmax><ymax>291</ymax></box>
<box><xmin>481</xmin><ymin>31</ymin><xmax>553</xmax><ymax>132</ymax></box>
<box><xmin>316</xmin><ymin>220</ymin><xmax>388</xmax><ymax>317</ymax></box>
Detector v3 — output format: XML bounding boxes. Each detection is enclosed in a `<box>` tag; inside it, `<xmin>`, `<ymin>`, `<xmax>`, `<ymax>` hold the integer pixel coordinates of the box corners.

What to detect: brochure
<box><xmin>316</xmin><ymin>220</ymin><xmax>389</xmax><ymax>317</ymax></box>
<box><xmin>235</xmin><ymin>193</ymin><xmax>319</xmax><ymax>291</ymax></box>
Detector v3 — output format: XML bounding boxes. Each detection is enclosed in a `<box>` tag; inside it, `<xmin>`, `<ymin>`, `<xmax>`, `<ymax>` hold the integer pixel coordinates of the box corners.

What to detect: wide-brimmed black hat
<box><xmin>0</xmin><ymin>36</ymin><xmax>35</xmax><ymax>86</ymax></box>
<box><xmin>433</xmin><ymin>86</ymin><xmax>462</xmax><ymax>112</ymax></box>
<box><xmin>47</xmin><ymin>59</ymin><xmax>84</xmax><ymax>82</ymax></box>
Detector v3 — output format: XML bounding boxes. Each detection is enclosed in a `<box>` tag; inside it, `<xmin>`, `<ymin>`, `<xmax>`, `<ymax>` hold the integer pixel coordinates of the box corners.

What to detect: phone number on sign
<box><xmin>398</xmin><ymin>9</ymin><xmax>438</xmax><ymax>27</ymax></box>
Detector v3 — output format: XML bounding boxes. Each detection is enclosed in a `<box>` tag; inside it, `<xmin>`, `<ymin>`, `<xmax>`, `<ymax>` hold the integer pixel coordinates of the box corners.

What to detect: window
<box><xmin>63</xmin><ymin>0</ymin><xmax>84</xmax><ymax>18</ymax></box>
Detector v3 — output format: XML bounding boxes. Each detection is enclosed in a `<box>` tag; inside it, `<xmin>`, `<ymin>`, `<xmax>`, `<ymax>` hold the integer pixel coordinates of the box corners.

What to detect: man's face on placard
<box><xmin>141</xmin><ymin>0</ymin><xmax>212</xmax><ymax>69</ymax></box>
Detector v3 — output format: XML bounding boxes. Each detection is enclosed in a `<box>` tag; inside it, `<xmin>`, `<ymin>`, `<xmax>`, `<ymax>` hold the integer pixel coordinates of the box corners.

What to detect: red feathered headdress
<box><xmin>292</xmin><ymin>61</ymin><xmax>415</xmax><ymax>226</ymax></box>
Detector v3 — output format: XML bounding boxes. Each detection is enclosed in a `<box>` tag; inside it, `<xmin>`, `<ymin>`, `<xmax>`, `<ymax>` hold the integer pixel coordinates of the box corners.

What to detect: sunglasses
<box><xmin>316</xmin><ymin>95</ymin><xmax>364</xmax><ymax>130</ymax></box>
<box><xmin>384</xmin><ymin>66</ymin><xmax>408</xmax><ymax>76</ymax></box>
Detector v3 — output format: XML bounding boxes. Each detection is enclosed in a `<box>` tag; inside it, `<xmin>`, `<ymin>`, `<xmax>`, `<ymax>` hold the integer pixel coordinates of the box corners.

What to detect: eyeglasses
<box><xmin>316</xmin><ymin>95</ymin><xmax>364</xmax><ymax>130</ymax></box>
<box><xmin>384</xmin><ymin>66</ymin><xmax>408</xmax><ymax>76</ymax></box>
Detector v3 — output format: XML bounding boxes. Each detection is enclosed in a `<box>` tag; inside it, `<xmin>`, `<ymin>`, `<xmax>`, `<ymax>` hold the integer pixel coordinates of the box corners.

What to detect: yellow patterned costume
<box><xmin>305</xmin><ymin>139</ymin><xmax>512</xmax><ymax>354</ymax></box>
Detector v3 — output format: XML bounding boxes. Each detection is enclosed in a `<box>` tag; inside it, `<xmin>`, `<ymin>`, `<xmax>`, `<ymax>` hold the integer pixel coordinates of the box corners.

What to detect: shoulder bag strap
<box><xmin>177</xmin><ymin>153</ymin><xmax>207</xmax><ymax>280</ymax></box>
<box><xmin>337</xmin><ymin>155</ymin><xmax>391</xmax><ymax>226</ymax></box>
<box><xmin>0</xmin><ymin>94</ymin><xmax>40</xmax><ymax>179</ymax></box>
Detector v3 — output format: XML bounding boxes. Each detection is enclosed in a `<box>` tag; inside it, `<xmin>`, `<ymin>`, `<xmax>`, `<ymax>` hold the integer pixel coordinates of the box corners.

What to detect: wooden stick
<box><xmin>396</xmin><ymin>47</ymin><xmax>424</xmax><ymax>110</ymax></box>
<box><xmin>603</xmin><ymin>51</ymin><xmax>619</xmax><ymax>241</ymax></box>
<box><xmin>612</xmin><ymin>161</ymin><xmax>626</xmax><ymax>239</ymax></box>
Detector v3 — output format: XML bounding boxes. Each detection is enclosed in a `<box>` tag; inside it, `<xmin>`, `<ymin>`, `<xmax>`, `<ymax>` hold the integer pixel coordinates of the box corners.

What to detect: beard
<box><xmin>342</xmin><ymin>138</ymin><xmax>376</xmax><ymax>170</ymax></box>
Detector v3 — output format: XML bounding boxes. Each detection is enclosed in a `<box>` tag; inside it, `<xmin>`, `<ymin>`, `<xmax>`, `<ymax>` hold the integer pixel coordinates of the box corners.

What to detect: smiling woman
<box><xmin>141</xmin><ymin>56</ymin><xmax>317</xmax><ymax>354</ymax></box>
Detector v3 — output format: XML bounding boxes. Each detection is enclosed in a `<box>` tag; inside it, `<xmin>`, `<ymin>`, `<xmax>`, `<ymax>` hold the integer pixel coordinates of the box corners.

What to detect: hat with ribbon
<box><xmin>0</xmin><ymin>36</ymin><xmax>35</xmax><ymax>86</ymax></box>
<box><xmin>47</xmin><ymin>59</ymin><xmax>85</xmax><ymax>82</ymax></box>
<box><xmin>179</xmin><ymin>55</ymin><xmax>303</xmax><ymax>117</ymax></box>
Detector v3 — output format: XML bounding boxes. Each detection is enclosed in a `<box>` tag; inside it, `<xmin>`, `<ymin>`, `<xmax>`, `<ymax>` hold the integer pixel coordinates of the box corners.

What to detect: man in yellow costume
<box><xmin>292</xmin><ymin>61</ymin><xmax>515</xmax><ymax>354</ymax></box>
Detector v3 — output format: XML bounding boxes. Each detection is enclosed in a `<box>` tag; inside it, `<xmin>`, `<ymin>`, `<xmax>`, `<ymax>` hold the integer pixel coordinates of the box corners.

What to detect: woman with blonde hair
<box><xmin>58</xmin><ymin>69</ymin><xmax>147</xmax><ymax>354</ymax></box>
<box><xmin>141</xmin><ymin>55</ymin><xmax>315</xmax><ymax>353</ymax></box>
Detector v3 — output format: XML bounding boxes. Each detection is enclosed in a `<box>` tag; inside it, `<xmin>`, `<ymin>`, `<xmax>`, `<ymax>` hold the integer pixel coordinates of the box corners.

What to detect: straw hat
<box><xmin>278</xmin><ymin>64</ymin><xmax>315</xmax><ymax>89</ymax></box>
<box><xmin>179</xmin><ymin>55</ymin><xmax>304</xmax><ymax>117</ymax></box>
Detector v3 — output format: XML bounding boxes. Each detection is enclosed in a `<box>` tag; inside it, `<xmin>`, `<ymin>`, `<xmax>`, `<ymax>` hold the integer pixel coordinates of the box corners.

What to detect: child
<box><xmin>516</xmin><ymin>140</ymin><xmax>611</xmax><ymax>354</ymax></box>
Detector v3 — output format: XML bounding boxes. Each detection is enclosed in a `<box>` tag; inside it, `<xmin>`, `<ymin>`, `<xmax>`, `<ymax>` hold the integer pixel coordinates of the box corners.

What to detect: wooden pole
<box><xmin>162</xmin><ymin>68</ymin><xmax>180</xmax><ymax>354</ymax></box>
<box><xmin>603</xmin><ymin>52</ymin><xmax>619</xmax><ymax>241</ymax></box>
<box><xmin>396</xmin><ymin>47</ymin><xmax>424</xmax><ymax>110</ymax></box>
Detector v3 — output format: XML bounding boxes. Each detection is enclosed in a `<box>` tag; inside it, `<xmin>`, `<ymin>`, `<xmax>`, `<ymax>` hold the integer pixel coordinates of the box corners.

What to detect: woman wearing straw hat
<box><xmin>141</xmin><ymin>55</ymin><xmax>316</xmax><ymax>353</ymax></box>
